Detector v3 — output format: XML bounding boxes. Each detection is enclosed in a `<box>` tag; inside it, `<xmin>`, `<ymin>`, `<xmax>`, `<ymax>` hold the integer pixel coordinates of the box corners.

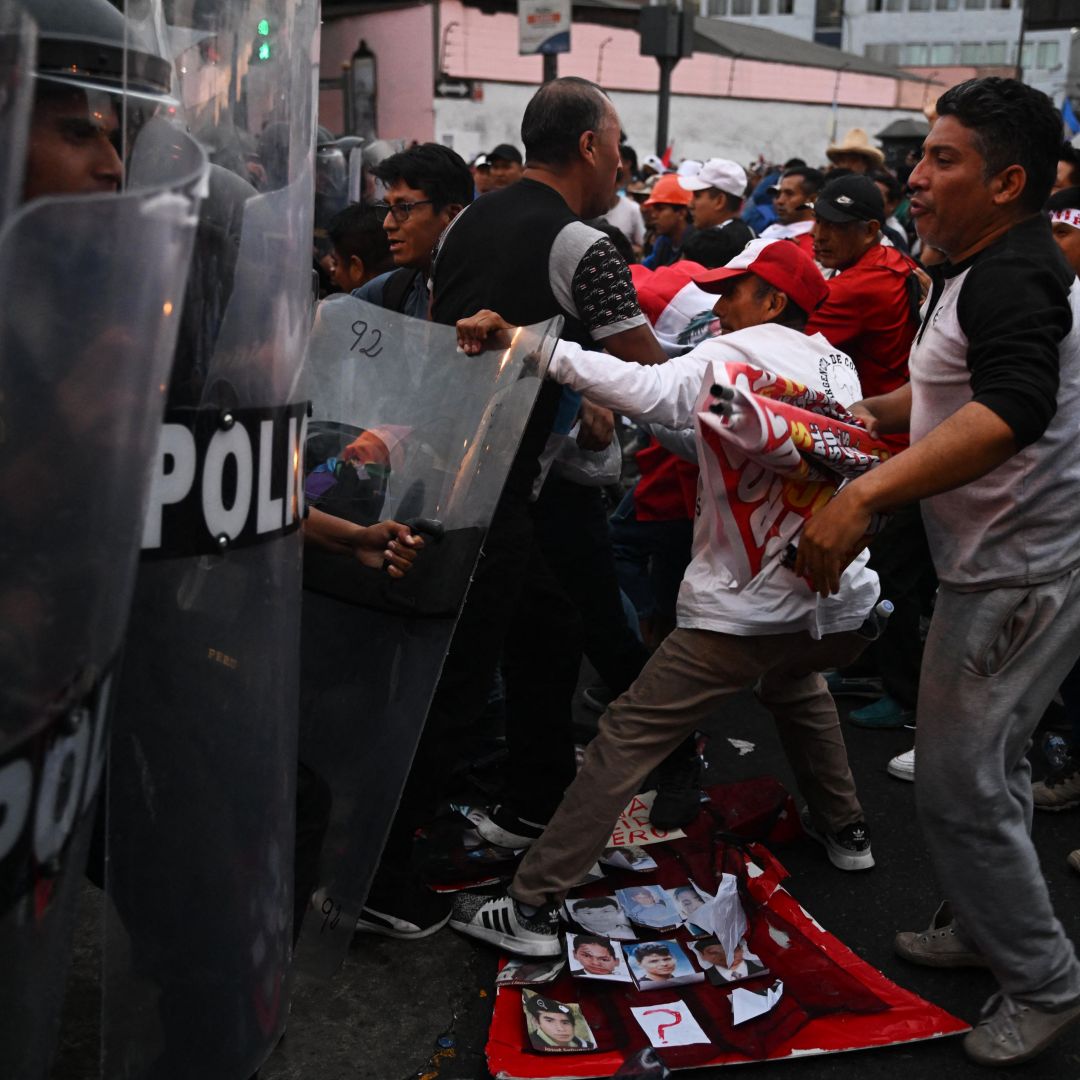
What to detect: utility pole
<box><xmin>639</xmin><ymin>4</ymin><xmax>695</xmax><ymax>158</ymax></box>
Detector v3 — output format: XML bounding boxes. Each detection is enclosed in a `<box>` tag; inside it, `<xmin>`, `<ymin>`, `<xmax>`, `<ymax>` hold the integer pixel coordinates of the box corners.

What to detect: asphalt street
<box><xmin>53</xmin><ymin>682</ymin><xmax>1080</xmax><ymax>1080</ymax></box>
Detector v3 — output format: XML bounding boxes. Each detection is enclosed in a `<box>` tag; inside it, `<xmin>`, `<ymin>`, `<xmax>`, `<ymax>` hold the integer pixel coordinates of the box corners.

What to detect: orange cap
<box><xmin>642</xmin><ymin>173</ymin><xmax>693</xmax><ymax>208</ymax></box>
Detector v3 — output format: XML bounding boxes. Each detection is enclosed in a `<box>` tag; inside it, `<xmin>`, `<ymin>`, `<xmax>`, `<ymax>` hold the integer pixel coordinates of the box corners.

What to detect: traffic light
<box><xmin>255</xmin><ymin>17</ymin><xmax>271</xmax><ymax>61</ymax></box>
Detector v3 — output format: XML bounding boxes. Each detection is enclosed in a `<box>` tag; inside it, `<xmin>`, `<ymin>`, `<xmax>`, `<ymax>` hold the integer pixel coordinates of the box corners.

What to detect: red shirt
<box><xmin>806</xmin><ymin>242</ymin><xmax>920</xmax><ymax>452</ymax></box>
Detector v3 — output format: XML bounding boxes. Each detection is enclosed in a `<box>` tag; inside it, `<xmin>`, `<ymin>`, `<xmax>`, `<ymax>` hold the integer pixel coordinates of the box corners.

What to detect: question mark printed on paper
<box><xmin>643</xmin><ymin>1007</ymin><xmax>681</xmax><ymax>1043</ymax></box>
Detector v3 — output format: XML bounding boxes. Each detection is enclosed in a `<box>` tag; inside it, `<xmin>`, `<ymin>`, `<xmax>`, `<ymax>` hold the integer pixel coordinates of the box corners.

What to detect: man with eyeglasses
<box><xmin>350</xmin><ymin>143</ymin><xmax>473</xmax><ymax>318</ymax></box>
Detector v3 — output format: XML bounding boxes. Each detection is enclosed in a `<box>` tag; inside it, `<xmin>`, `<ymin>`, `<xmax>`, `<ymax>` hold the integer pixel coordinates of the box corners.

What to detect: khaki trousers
<box><xmin>512</xmin><ymin>625</ymin><xmax>868</xmax><ymax>906</ymax></box>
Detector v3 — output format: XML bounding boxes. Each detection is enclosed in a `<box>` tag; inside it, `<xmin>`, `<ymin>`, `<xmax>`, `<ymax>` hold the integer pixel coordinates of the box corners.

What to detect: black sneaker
<box><xmin>449</xmin><ymin>889</ymin><xmax>562</xmax><ymax>957</ymax></box>
<box><xmin>471</xmin><ymin>804</ymin><xmax>546</xmax><ymax>848</ymax></box>
<box><xmin>354</xmin><ymin>873</ymin><xmax>452</xmax><ymax>939</ymax></box>
<box><xmin>650</xmin><ymin>739</ymin><xmax>705</xmax><ymax>830</ymax></box>
<box><xmin>801</xmin><ymin>809</ymin><xmax>875</xmax><ymax>871</ymax></box>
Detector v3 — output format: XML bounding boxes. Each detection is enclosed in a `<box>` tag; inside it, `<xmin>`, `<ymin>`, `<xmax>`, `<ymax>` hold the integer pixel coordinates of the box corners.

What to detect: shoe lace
<box><xmin>980</xmin><ymin>992</ymin><xmax>1027</xmax><ymax>1048</ymax></box>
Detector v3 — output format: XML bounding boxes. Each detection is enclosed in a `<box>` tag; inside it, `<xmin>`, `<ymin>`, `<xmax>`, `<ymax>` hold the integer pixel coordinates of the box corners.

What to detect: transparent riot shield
<box><xmin>0</xmin><ymin>4</ymin><xmax>33</xmax><ymax>228</ymax></box>
<box><xmin>100</xmin><ymin>2</ymin><xmax>319</xmax><ymax>1077</ymax></box>
<box><xmin>292</xmin><ymin>296</ymin><xmax>559</xmax><ymax>978</ymax></box>
<box><xmin>0</xmin><ymin>4</ymin><xmax>205</xmax><ymax>1072</ymax></box>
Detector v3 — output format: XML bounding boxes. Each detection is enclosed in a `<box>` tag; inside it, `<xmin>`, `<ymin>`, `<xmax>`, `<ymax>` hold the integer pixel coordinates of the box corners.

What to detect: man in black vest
<box><xmin>360</xmin><ymin>79</ymin><xmax>668</xmax><ymax>938</ymax></box>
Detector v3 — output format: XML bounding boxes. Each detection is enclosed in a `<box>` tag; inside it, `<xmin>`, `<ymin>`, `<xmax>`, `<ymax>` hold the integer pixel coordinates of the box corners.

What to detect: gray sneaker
<box><xmin>450</xmin><ymin>889</ymin><xmax>562</xmax><ymax>957</ymax></box>
<box><xmin>894</xmin><ymin>901</ymin><xmax>988</xmax><ymax>968</ymax></box>
<box><xmin>964</xmin><ymin>991</ymin><xmax>1080</xmax><ymax>1066</ymax></box>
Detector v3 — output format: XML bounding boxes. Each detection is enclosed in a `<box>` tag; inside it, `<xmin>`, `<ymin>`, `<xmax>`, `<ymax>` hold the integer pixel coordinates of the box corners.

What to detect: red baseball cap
<box><xmin>690</xmin><ymin>238</ymin><xmax>828</xmax><ymax>314</ymax></box>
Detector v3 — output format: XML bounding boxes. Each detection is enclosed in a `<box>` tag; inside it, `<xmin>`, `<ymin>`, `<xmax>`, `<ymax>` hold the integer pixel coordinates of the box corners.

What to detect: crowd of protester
<box><xmin>316</xmin><ymin>75</ymin><xmax>1080</xmax><ymax>1069</ymax></box>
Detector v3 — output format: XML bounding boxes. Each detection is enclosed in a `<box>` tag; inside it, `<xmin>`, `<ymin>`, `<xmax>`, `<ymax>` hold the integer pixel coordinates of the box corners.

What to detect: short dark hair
<box><xmin>371</xmin><ymin>143</ymin><xmax>473</xmax><ymax>211</ymax></box>
<box><xmin>634</xmin><ymin>943</ymin><xmax>673</xmax><ymax>961</ymax></box>
<box><xmin>521</xmin><ymin>76</ymin><xmax>612</xmax><ymax>167</ymax></box>
<box><xmin>573</xmin><ymin>896</ymin><xmax>618</xmax><ymax>911</ymax></box>
<box><xmin>573</xmin><ymin>935</ymin><xmax>615</xmax><ymax>957</ymax></box>
<box><xmin>327</xmin><ymin>203</ymin><xmax>393</xmax><ymax>274</ymax></box>
<box><xmin>783</xmin><ymin>157</ymin><xmax>807</xmax><ymax>170</ymax></box>
<box><xmin>782</xmin><ymin>167</ymin><xmax>824</xmax><ymax>198</ymax></box>
<box><xmin>683</xmin><ymin>228</ymin><xmax>739</xmax><ymax>268</ymax></box>
<box><xmin>935</xmin><ymin>77</ymin><xmax>1060</xmax><ymax>213</ymax></box>
<box><xmin>870</xmin><ymin>169</ymin><xmax>903</xmax><ymax>204</ymax></box>
<box><xmin>752</xmin><ymin>275</ymin><xmax>809</xmax><ymax>331</ymax></box>
<box><xmin>620</xmin><ymin>142</ymin><xmax>639</xmax><ymax>176</ymax></box>
<box><xmin>1047</xmin><ymin>185</ymin><xmax>1080</xmax><ymax>213</ymax></box>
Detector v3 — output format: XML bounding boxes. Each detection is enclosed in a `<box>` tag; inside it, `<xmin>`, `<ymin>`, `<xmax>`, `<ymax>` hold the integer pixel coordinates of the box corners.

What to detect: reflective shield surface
<box><xmin>293</xmin><ymin>296</ymin><xmax>558</xmax><ymax>977</ymax></box>
<box><xmin>100</xmin><ymin>2</ymin><xmax>319</xmax><ymax>1077</ymax></box>
<box><xmin>0</xmin><ymin>1</ymin><xmax>204</xmax><ymax>1073</ymax></box>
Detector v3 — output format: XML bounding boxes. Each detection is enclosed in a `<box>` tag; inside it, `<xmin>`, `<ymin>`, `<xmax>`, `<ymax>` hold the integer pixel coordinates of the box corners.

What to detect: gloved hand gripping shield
<box><xmin>0</xmin><ymin>0</ymin><xmax>205</xmax><ymax>1076</ymax></box>
<box><xmin>294</xmin><ymin>296</ymin><xmax>559</xmax><ymax>978</ymax></box>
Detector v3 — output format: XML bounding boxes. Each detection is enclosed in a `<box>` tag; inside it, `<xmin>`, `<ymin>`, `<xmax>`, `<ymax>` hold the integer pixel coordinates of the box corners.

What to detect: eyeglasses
<box><xmin>373</xmin><ymin>199</ymin><xmax>433</xmax><ymax>222</ymax></box>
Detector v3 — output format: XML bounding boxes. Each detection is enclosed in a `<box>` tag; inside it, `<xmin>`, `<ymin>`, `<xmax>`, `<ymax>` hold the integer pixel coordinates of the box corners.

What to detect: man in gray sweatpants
<box><xmin>798</xmin><ymin>76</ymin><xmax>1080</xmax><ymax>1067</ymax></box>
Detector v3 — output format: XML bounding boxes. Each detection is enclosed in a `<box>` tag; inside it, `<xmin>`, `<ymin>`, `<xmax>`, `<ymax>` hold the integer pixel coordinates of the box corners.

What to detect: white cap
<box><xmin>676</xmin><ymin>158</ymin><xmax>703</xmax><ymax>178</ymax></box>
<box><xmin>679</xmin><ymin>158</ymin><xmax>749</xmax><ymax>198</ymax></box>
<box><xmin>642</xmin><ymin>153</ymin><xmax>667</xmax><ymax>174</ymax></box>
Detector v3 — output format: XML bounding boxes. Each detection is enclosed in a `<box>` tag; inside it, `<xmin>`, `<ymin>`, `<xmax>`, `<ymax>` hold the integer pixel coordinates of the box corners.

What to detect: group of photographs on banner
<box><xmin>488</xmin><ymin>794</ymin><xmax>784</xmax><ymax>1055</ymax></box>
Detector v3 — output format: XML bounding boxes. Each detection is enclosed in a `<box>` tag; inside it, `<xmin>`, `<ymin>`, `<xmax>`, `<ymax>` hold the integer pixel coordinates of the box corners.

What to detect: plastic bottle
<box><xmin>857</xmin><ymin>598</ymin><xmax>894</xmax><ymax>641</ymax></box>
<box><xmin>1043</xmin><ymin>732</ymin><xmax>1071</xmax><ymax>773</ymax></box>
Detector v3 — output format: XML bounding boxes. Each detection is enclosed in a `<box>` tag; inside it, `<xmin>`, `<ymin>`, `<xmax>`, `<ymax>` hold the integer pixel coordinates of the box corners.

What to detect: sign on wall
<box><xmin>518</xmin><ymin>0</ymin><xmax>571</xmax><ymax>56</ymax></box>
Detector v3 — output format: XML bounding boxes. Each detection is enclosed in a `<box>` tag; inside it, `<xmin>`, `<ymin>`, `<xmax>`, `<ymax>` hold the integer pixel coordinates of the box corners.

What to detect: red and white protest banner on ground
<box><xmin>696</xmin><ymin>361</ymin><xmax>893</xmax><ymax>585</ymax></box>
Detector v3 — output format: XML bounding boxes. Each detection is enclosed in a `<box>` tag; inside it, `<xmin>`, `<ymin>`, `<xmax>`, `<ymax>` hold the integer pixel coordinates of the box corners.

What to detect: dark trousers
<box><xmin>534</xmin><ymin>474</ymin><xmax>651</xmax><ymax>697</ymax></box>
<box><xmin>857</xmin><ymin>503</ymin><xmax>938</xmax><ymax>708</ymax></box>
<box><xmin>382</xmin><ymin>486</ymin><xmax>582</xmax><ymax>862</ymax></box>
<box><xmin>608</xmin><ymin>486</ymin><xmax>694</xmax><ymax>630</ymax></box>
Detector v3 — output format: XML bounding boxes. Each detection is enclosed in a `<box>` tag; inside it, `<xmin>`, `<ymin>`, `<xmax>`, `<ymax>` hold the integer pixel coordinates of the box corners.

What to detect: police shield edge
<box><xmin>293</xmin><ymin>297</ymin><xmax>559</xmax><ymax>978</ymax></box>
<box><xmin>99</xmin><ymin>1</ymin><xmax>319</xmax><ymax>1077</ymax></box>
<box><xmin>0</xmin><ymin>0</ymin><xmax>205</xmax><ymax>1075</ymax></box>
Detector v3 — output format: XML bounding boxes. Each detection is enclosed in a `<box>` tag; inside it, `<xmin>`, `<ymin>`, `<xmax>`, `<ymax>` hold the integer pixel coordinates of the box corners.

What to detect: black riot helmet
<box><xmin>21</xmin><ymin>0</ymin><xmax>176</xmax><ymax>106</ymax></box>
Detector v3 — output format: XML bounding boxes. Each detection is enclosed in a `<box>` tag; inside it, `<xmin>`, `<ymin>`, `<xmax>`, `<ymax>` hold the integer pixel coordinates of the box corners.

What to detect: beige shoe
<box><xmin>1032</xmin><ymin>767</ymin><xmax>1080</xmax><ymax>812</ymax></box>
<box><xmin>964</xmin><ymin>991</ymin><xmax>1080</xmax><ymax>1067</ymax></box>
<box><xmin>894</xmin><ymin>901</ymin><xmax>988</xmax><ymax>968</ymax></box>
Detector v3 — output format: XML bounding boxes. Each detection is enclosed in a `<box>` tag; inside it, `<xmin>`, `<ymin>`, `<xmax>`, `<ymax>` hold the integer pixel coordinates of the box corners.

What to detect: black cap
<box><xmin>526</xmin><ymin>994</ymin><xmax>572</xmax><ymax>1016</ymax></box>
<box><xmin>815</xmin><ymin>175</ymin><xmax>885</xmax><ymax>224</ymax></box>
<box><xmin>488</xmin><ymin>143</ymin><xmax>523</xmax><ymax>165</ymax></box>
<box><xmin>1048</xmin><ymin>185</ymin><xmax>1080</xmax><ymax>213</ymax></box>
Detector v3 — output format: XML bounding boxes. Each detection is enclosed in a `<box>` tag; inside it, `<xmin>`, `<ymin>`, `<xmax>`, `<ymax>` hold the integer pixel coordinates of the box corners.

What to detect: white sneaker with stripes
<box><xmin>449</xmin><ymin>890</ymin><xmax>561</xmax><ymax>957</ymax></box>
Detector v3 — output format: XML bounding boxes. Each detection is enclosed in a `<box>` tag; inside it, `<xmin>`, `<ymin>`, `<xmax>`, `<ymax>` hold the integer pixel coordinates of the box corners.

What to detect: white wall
<box><xmin>436</xmin><ymin>80</ymin><xmax>924</xmax><ymax>167</ymax></box>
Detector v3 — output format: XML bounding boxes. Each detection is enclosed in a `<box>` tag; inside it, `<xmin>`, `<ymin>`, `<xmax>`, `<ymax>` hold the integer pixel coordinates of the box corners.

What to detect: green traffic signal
<box><xmin>257</xmin><ymin>18</ymin><xmax>270</xmax><ymax>35</ymax></box>
<box><xmin>258</xmin><ymin>41</ymin><xmax>271</xmax><ymax>60</ymax></box>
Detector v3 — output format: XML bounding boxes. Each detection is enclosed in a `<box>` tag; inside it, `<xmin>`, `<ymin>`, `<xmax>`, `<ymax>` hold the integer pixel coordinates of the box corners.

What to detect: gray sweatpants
<box><xmin>917</xmin><ymin>567</ymin><xmax>1080</xmax><ymax>1006</ymax></box>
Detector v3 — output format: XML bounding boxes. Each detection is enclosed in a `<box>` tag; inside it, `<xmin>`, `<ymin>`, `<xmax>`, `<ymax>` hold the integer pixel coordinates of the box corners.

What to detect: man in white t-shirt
<box><xmin>450</xmin><ymin>240</ymin><xmax>882</xmax><ymax>956</ymax></box>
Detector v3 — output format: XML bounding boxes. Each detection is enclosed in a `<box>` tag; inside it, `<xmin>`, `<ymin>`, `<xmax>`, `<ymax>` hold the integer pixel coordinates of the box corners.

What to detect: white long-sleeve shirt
<box><xmin>549</xmin><ymin>323</ymin><xmax>879</xmax><ymax>638</ymax></box>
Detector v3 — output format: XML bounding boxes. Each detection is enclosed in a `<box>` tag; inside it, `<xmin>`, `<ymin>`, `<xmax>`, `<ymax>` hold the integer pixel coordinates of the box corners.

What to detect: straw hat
<box><xmin>826</xmin><ymin>128</ymin><xmax>885</xmax><ymax>168</ymax></box>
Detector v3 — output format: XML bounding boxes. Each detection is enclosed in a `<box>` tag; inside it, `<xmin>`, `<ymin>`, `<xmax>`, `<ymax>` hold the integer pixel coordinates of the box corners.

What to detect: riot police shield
<box><xmin>0</xmin><ymin>0</ymin><xmax>205</xmax><ymax>1074</ymax></box>
<box><xmin>293</xmin><ymin>296</ymin><xmax>559</xmax><ymax>978</ymax></box>
<box><xmin>99</xmin><ymin>2</ymin><xmax>319</xmax><ymax>1077</ymax></box>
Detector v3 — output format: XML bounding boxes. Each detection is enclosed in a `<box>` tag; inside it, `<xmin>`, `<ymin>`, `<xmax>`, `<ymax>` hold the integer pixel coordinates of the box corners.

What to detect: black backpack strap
<box><xmin>380</xmin><ymin>266</ymin><xmax>422</xmax><ymax>314</ymax></box>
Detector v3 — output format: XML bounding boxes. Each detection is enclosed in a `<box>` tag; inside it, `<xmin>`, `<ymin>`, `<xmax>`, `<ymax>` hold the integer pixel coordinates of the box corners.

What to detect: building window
<box><xmin>909</xmin><ymin>0</ymin><xmax>931</xmax><ymax>10</ymax></box>
<box><xmin>731</xmin><ymin>0</ymin><xmax>752</xmax><ymax>14</ymax></box>
<box><xmin>1037</xmin><ymin>40</ymin><xmax>1059</xmax><ymax>68</ymax></box>
<box><xmin>758</xmin><ymin>0</ymin><xmax>772</xmax><ymax>13</ymax></box>
<box><xmin>902</xmin><ymin>42</ymin><xmax>929</xmax><ymax>64</ymax></box>
<box><xmin>705</xmin><ymin>0</ymin><xmax>728</xmax><ymax>13</ymax></box>
<box><xmin>959</xmin><ymin>41</ymin><xmax>983</xmax><ymax>63</ymax></box>
<box><xmin>886</xmin><ymin>0</ymin><xmax>903</xmax><ymax>10</ymax></box>
<box><xmin>929</xmin><ymin>42</ymin><xmax>955</xmax><ymax>63</ymax></box>
<box><xmin>867</xmin><ymin>0</ymin><xmax>883</xmax><ymax>9</ymax></box>
<box><xmin>985</xmin><ymin>40</ymin><xmax>1007</xmax><ymax>63</ymax></box>
<box><xmin>964</xmin><ymin>0</ymin><xmax>986</xmax><ymax>8</ymax></box>
<box><xmin>988</xmin><ymin>0</ymin><xmax>1010</xmax><ymax>7</ymax></box>
<box><xmin>935</xmin><ymin>0</ymin><xmax>959</xmax><ymax>9</ymax></box>
<box><xmin>777</xmin><ymin>0</ymin><xmax>794</xmax><ymax>11</ymax></box>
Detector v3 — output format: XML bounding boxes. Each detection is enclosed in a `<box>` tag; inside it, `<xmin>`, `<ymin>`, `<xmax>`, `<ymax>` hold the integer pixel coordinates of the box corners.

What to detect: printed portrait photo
<box><xmin>565</xmin><ymin>895</ymin><xmax>637</xmax><ymax>940</ymax></box>
<box><xmin>566</xmin><ymin>933</ymin><xmax>633</xmax><ymax>983</ymax></box>
<box><xmin>616</xmin><ymin>884</ymin><xmax>681</xmax><ymax>931</ymax></box>
<box><xmin>625</xmin><ymin>940</ymin><xmax>705</xmax><ymax>990</ymax></box>
<box><xmin>522</xmin><ymin>990</ymin><xmax>598</xmax><ymax>1052</ymax></box>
